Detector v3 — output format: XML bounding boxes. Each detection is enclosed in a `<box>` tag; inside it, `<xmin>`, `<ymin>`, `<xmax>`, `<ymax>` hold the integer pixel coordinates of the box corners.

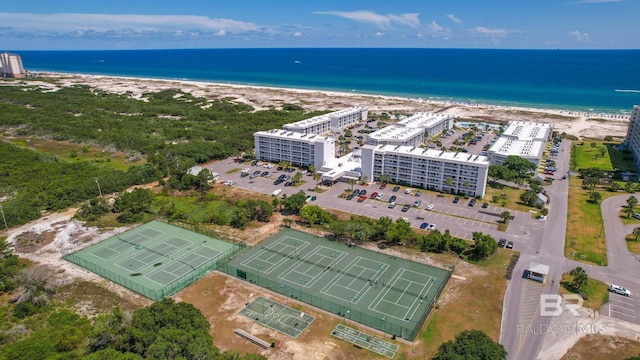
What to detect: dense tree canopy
<box><xmin>434</xmin><ymin>329</ymin><xmax>507</xmax><ymax>360</ymax></box>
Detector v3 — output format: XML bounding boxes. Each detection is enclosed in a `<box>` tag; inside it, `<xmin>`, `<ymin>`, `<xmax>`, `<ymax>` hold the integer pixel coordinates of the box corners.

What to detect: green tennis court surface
<box><xmin>239</xmin><ymin>296</ymin><xmax>315</xmax><ymax>338</ymax></box>
<box><xmin>64</xmin><ymin>220</ymin><xmax>243</xmax><ymax>300</ymax></box>
<box><xmin>332</xmin><ymin>323</ymin><xmax>399</xmax><ymax>359</ymax></box>
<box><xmin>222</xmin><ymin>228</ymin><xmax>451</xmax><ymax>341</ymax></box>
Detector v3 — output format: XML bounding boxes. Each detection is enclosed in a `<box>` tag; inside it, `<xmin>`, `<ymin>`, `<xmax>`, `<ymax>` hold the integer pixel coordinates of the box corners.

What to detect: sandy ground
<box><xmin>537</xmin><ymin>306</ymin><xmax>640</xmax><ymax>359</ymax></box>
<box><xmin>11</xmin><ymin>72</ymin><xmax>632</xmax><ymax>140</ymax></box>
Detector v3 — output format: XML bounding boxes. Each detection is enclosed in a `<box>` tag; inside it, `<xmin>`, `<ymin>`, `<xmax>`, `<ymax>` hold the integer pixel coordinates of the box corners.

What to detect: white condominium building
<box><xmin>396</xmin><ymin>112</ymin><xmax>454</xmax><ymax>138</ymax></box>
<box><xmin>254</xmin><ymin>129</ymin><xmax>335</xmax><ymax>169</ymax></box>
<box><xmin>361</xmin><ymin>144</ymin><xmax>490</xmax><ymax>197</ymax></box>
<box><xmin>283</xmin><ymin>106</ymin><xmax>368</xmax><ymax>135</ymax></box>
<box><xmin>623</xmin><ymin>105</ymin><xmax>640</xmax><ymax>169</ymax></box>
<box><xmin>366</xmin><ymin>125</ymin><xmax>425</xmax><ymax>147</ymax></box>
<box><xmin>0</xmin><ymin>52</ymin><xmax>25</xmax><ymax>78</ymax></box>
<box><xmin>487</xmin><ymin>121</ymin><xmax>553</xmax><ymax>166</ymax></box>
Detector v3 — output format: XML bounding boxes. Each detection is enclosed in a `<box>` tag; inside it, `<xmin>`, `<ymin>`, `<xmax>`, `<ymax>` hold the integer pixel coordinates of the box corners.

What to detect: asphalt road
<box><xmin>501</xmin><ymin>139</ymin><xmax>640</xmax><ymax>359</ymax></box>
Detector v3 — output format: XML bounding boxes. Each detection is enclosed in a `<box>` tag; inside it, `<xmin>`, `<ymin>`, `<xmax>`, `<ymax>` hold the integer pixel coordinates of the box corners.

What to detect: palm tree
<box><xmin>308</xmin><ymin>165</ymin><xmax>316</xmax><ymax>174</ymax></box>
<box><xmin>444</xmin><ymin>178</ymin><xmax>455</xmax><ymax>194</ymax></box>
<box><xmin>313</xmin><ymin>173</ymin><xmax>321</xmax><ymax>187</ymax></box>
<box><xmin>378</xmin><ymin>174</ymin><xmax>392</xmax><ymax>185</ymax></box>
<box><xmin>348</xmin><ymin>178</ymin><xmax>356</xmax><ymax>190</ymax></box>
<box><xmin>463</xmin><ymin>180</ymin><xmax>472</xmax><ymax>189</ymax></box>
<box><xmin>500</xmin><ymin>211</ymin><xmax>512</xmax><ymax>225</ymax></box>
<box><xmin>360</xmin><ymin>176</ymin><xmax>369</xmax><ymax>185</ymax></box>
<box><xmin>589</xmin><ymin>191</ymin><xmax>602</xmax><ymax>204</ymax></box>
<box><xmin>627</xmin><ymin>195</ymin><xmax>638</xmax><ymax>210</ymax></box>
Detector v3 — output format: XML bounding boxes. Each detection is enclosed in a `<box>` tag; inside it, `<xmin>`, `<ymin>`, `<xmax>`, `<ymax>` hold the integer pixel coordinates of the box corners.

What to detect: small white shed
<box><xmin>527</xmin><ymin>262</ymin><xmax>550</xmax><ymax>283</ymax></box>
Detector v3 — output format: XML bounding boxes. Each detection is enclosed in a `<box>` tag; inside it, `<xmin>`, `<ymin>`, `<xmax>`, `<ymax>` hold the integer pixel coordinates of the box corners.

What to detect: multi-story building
<box><xmin>283</xmin><ymin>107</ymin><xmax>368</xmax><ymax>135</ymax></box>
<box><xmin>254</xmin><ymin>129</ymin><xmax>335</xmax><ymax>169</ymax></box>
<box><xmin>366</xmin><ymin>125</ymin><xmax>425</xmax><ymax>147</ymax></box>
<box><xmin>361</xmin><ymin>144</ymin><xmax>490</xmax><ymax>197</ymax></box>
<box><xmin>623</xmin><ymin>105</ymin><xmax>640</xmax><ymax>169</ymax></box>
<box><xmin>487</xmin><ymin>121</ymin><xmax>553</xmax><ymax>166</ymax></box>
<box><xmin>396</xmin><ymin>112</ymin><xmax>454</xmax><ymax>138</ymax></box>
<box><xmin>0</xmin><ymin>52</ymin><xmax>25</xmax><ymax>78</ymax></box>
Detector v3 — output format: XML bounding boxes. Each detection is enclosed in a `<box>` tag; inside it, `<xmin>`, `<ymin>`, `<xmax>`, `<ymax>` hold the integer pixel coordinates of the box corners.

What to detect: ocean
<box><xmin>15</xmin><ymin>48</ymin><xmax>640</xmax><ymax>114</ymax></box>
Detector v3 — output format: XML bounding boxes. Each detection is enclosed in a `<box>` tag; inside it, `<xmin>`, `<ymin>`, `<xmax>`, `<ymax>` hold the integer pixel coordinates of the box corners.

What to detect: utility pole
<box><xmin>95</xmin><ymin>177</ymin><xmax>103</xmax><ymax>197</ymax></box>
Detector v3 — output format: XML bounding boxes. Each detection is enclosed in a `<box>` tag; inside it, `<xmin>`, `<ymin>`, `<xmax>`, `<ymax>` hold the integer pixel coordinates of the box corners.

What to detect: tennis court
<box><xmin>64</xmin><ymin>220</ymin><xmax>243</xmax><ymax>300</ymax></box>
<box><xmin>239</xmin><ymin>296</ymin><xmax>315</xmax><ymax>338</ymax></box>
<box><xmin>222</xmin><ymin>228</ymin><xmax>451</xmax><ymax>341</ymax></box>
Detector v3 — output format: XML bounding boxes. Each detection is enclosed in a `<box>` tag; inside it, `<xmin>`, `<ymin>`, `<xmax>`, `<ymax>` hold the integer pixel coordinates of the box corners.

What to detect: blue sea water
<box><xmin>15</xmin><ymin>48</ymin><xmax>640</xmax><ymax>114</ymax></box>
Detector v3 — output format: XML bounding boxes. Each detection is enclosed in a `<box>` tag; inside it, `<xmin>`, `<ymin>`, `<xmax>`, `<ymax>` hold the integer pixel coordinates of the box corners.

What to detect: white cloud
<box><xmin>429</xmin><ymin>20</ymin><xmax>446</xmax><ymax>32</ymax></box>
<box><xmin>375</xmin><ymin>32</ymin><xmax>384</xmax><ymax>37</ymax></box>
<box><xmin>0</xmin><ymin>12</ymin><xmax>258</xmax><ymax>35</ymax></box>
<box><xmin>447</xmin><ymin>14</ymin><xmax>463</xmax><ymax>25</ymax></box>
<box><xmin>471</xmin><ymin>27</ymin><xmax>511</xmax><ymax>36</ymax></box>
<box><xmin>569</xmin><ymin>30</ymin><xmax>591</xmax><ymax>42</ymax></box>
<box><xmin>294</xmin><ymin>31</ymin><xmax>302</xmax><ymax>37</ymax></box>
<box><xmin>315</xmin><ymin>10</ymin><xmax>421</xmax><ymax>29</ymax></box>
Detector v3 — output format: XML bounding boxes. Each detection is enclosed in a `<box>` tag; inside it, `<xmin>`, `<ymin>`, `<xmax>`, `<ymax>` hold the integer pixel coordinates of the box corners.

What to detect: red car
<box><xmin>357</xmin><ymin>195</ymin><xmax>367</xmax><ymax>202</ymax></box>
<box><xmin>379</xmin><ymin>182</ymin><xmax>387</xmax><ymax>189</ymax></box>
<box><xmin>370</xmin><ymin>191</ymin><xmax>378</xmax><ymax>199</ymax></box>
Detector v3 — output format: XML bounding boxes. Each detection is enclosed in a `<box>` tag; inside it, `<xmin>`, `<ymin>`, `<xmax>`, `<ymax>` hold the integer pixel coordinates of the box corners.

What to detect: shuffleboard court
<box><xmin>65</xmin><ymin>220</ymin><xmax>243</xmax><ymax>300</ymax></box>
<box><xmin>222</xmin><ymin>228</ymin><xmax>451</xmax><ymax>341</ymax></box>
<box><xmin>239</xmin><ymin>296</ymin><xmax>315</xmax><ymax>338</ymax></box>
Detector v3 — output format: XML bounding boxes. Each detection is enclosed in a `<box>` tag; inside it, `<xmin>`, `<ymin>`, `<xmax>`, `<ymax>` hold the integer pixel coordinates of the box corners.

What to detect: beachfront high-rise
<box><xmin>283</xmin><ymin>107</ymin><xmax>368</xmax><ymax>135</ymax></box>
<box><xmin>0</xmin><ymin>52</ymin><xmax>26</xmax><ymax>78</ymax></box>
<box><xmin>487</xmin><ymin>121</ymin><xmax>554</xmax><ymax>167</ymax></box>
<box><xmin>623</xmin><ymin>105</ymin><xmax>640</xmax><ymax>169</ymax></box>
<box><xmin>361</xmin><ymin>145</ymin><xmax>489</xmax><ymax>197</ymax></box>
<box><xmin>253</xmin><ymin>129</ymin><xmax>335</xmax><ymax>168</ymax></box>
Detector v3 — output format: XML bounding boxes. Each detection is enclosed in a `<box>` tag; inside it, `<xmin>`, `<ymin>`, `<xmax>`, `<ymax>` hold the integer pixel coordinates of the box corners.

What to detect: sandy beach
<box><xmin>20</xmin><ymin>72</ymin><xmax>633</xmax><ymax>139</ymax></box>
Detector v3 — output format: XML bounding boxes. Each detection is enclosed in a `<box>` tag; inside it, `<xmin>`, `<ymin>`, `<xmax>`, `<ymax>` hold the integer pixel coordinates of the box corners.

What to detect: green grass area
<box><xmin>418</xmin><ymin>250</ymin><xmax>510</xmax><ymax>358</ymax></box>
<box><xmin>5</xmin><ymin>137</ymin><xmax>145</xmax><ymax>170</ymax></box>
<box><xmin>573</xmin><ymin>141</ymin><xmax>635</xmax><ymax>172</ymax></box>
<box><xmin>625</xmin><ymin>234</ymin><xmax>640</xmax><ymax>255</ymax></box>
<box><xmin>225</xmin><ymin>168</ymin><xmax>241</xmax><ymax>174</ymax></box>
<box><xmin>484</xmin><ymin>182</ymin><xmax>537</xmax><ymax>213</ymax></box>
<box><xmin>559</xmin><ymin>273</ymin><xmax>609</xmax><ymax>310</ymax></box>
<box><xmin>565</xmin><ymin>177</ymin><xmax>612</xmax><ymax>266</ymax></box>
<box><xmin>619</xmin><ymin>209</ymin><xmax>640</xmax><ymax>225</ymax></box>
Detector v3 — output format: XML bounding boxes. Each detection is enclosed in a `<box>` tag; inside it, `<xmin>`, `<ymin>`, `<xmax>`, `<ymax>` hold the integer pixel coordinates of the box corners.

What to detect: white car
<box><xmin>425</xmin><ymin>203</ymin><xmax>435</xmax><ymax>211</ymax></box>
<box><xmin>609</xmin><ymin>285</ymin><xmax>631</xmax><ymax>297</ymax></box>
<box><xmin>376</xmin><ymin>193</ymin><xmax>385</xmax><ymax>200</ymax></box>
<box><xmin>404</xmin><ymin>188</ymin><xmax>413</xmax><ymax>194</ymax></box>
<box><xmin>427</xmin><ymin>224</ymin><xmax>437</xmax><ymax>230</ymax></box>
<box><xmin>399</xmin><ymin>217</ymin><xmax>409</xmax><ymax>223</ymax></box>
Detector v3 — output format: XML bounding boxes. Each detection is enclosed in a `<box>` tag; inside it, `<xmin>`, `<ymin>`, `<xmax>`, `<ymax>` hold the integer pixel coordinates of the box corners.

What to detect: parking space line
<box><xmin>611</xmin><ymin>309</ymin><xmax>636</xmax><ymax>318</ymax></box>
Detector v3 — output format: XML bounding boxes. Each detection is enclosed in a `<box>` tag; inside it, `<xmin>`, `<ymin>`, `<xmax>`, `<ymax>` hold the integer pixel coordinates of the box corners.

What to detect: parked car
<box><xmin>251</xmin><ymin>160</ymin><xmax>259</xmax><ymax>166</ymax></box>
<box><xmin>427</xmin><ymin>224</ymin><xmax>437</xmax><ymax>230</ymax></box>
<box><xmin>401</xmin><ymin>204</ymin><xmax>411</xmax><ymax>212</ymax></box>
<box><xmin>346</xmin><ymin>194</ymin><xmax>355</xmax><ymax>200</ymax></box>
<box><xmin>404</xmin><ymin>188</ymin><xmax>413</xmax><ymax>194</ymax></box>
<box><xmin>425</xmin><ymin>203</ymin><xmax>435</xmax><ymax>211</ymax></box>
<box><xmin>498</xmin><ymin>238</ymin><xmax>507</xmax><ymax>247</ymax></box>
<box><xmin>420</xmin><ymin>222</ymin><xmax>429</xmax><ymax>229</ymax></box>
<box><xmin>388</xmin><ymin>202</ymin><xmax>397</xmax><ymax>209</ymax></box>
<box><xmin>284</xmin><ymin>181</ymin><xmax>293</xmax><ymax>187</ymax></box>
<box><xmin>399</xmin><ymin>217</ymin><xmax>409</xmax><ymax>223</ymax></box>
<box><xmin>370</xmin><ymin>191</ymin><xmax>378</xmax><ymax>199</ymax></box>
<box><xmin>376</xmin><ymin>193</ymin><xmax>385</xmax><ymax>200</ymax></box>
<box><xmin>633</xmin><ymin>213</ymin><xmax>640</xmax><ymax>220</ymax></box>
<box><xmin>609</xmin><ymin>284</ymin><xmax>631</xmax><ymax>297</ymax></box>
<box><xmin>392</xmin><ymin>186</ymin><xmax>401</xmax><ymax>192</ymax></box>
<box><xmin>415</xmin><ymin>191</ymin><xmax>422</xmax><ymax>197</ymax></box>
<box><xmin>389</xmin><ymin>195</ymin><xmax>397</xmax><ymax>203</ymax></box>
<box><xmin>380</xmin><ymin>182</ymin><xmax>387</xmax><ymax>189</ymax></box>
<box><xmin>360</xmin><ymin>189</ymin><xmax>367</xmax><ymax>196</ymax></box>
<box><xmin>352</xmin><ymin>189</ymin><xmax>360</xmax><ymax>196</ymax></box>
<box><xmin>482</xmin><ymin>202</ymin><xmax>489</xmax><ymax>208</ymax></box>
<box><xmin>357</xmin><ymin>195</ymin><xmax>367</xmax><ymax>202</ymax></box>
<box><xmin>453</xmin><ymin>196</ymin><xmax>460</xmax><ymax>203</ymax></box>
<box><xmin>468</xmin><ymin>198</ymin><xmax>476</xmax><ymax>206</ymax></box>
<box><xmin>413</xmin><ymin>200</ymin><xmax>422</xmax><ymax>207</ymax></box>
<box><xmin>506</xmin><ymin>241</ymin><xmax>514</xmax><ymax>249</ymax></box>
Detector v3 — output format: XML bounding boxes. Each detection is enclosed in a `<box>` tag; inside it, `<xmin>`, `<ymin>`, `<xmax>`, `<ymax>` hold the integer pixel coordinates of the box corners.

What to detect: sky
<box><xmin>1</xmin><ymin>0</ymin><xmax>639</xmax><ymax>50</ymax></box>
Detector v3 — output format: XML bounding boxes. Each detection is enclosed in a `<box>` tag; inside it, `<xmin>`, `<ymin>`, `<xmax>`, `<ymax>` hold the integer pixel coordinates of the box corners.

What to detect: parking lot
<box><xmin>202</xmin><ymin>157</ymin><xmax>545</xmax><ymax>248</ymax></box>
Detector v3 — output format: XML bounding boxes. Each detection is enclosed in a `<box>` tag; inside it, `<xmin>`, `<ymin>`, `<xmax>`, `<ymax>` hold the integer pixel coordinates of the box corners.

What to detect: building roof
<box><xmin>254</xmin><ymin>129</ymin><xmax>332</xmax><ymax>142</ymax></box>
<box><xmin>502</xmin><ymin>121</ymin><xmax>553</xmax><ymax>141</ymax></box>
<box><xmin>396</xmin><ymin>112</ymin><xmax>452</xmax><ymax>128</ymax></box>
<box><xmin>367</xmin><ymin>144</ymin><xmax>490</xmax><ymax>166</ymax></box>
<box><xmin>488</xmin><ymin>137</ymin><xmax>545</xmax><ymax>158</ymax></box>
<box><xmin>528</xmin><ymin>262</ymin><xmax>550</xmax><ymax>276</ymax></box>
<box><xmin>283</xmin><ymin>106</ymin><xmax>366</xmax><ymax>130</ymax></box>
<box><xmin>367</xmin><ymin>125</ymin><xmax>424</xmax><ymax>142</ymax></box>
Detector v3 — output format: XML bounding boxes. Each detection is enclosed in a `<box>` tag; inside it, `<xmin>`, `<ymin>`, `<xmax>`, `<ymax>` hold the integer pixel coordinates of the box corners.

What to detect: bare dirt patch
<box><xmin>560</xmin><ymin>334</ymin><xmax>640</xmax><ymax>360</ymax></box>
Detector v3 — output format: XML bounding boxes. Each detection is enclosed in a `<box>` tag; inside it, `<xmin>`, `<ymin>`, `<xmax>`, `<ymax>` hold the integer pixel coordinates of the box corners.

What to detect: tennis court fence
<box><xmin>219</xmin><ymin>263</ymin><xmax>452</xmax><ymax>341</ymax></box>
<box><xmin>64</xmin><ymin>243</ymin><xmax>244</xmax><ymax>301</ymax></box>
